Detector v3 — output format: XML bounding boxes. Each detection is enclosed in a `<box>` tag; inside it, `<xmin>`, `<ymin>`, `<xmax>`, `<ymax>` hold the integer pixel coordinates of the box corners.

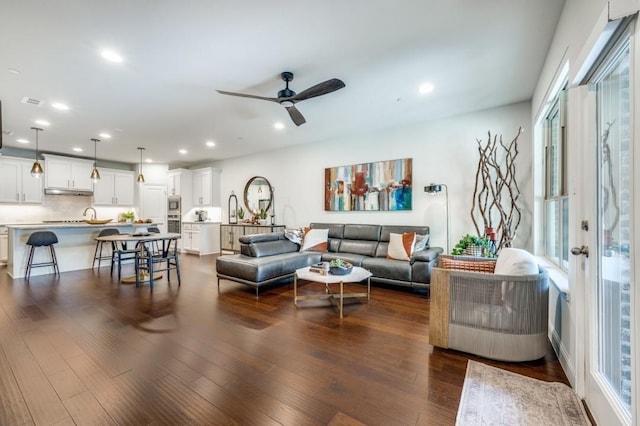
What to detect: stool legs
<box><xmin>25</xmin><ymin>244</ymin><xmax>60</xmax><ymax>279</ymax></box>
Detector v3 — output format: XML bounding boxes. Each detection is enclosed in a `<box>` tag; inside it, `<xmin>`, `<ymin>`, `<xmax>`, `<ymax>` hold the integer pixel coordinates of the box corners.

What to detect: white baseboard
<box><xmin>549</xmin><ymin>324</ymin><xmax>575</xmax><ymax>386</ymax></box>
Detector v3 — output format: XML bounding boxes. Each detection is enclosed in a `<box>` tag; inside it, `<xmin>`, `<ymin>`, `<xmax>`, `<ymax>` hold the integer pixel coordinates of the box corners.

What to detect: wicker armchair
<box><xmin>430</xmin><ymin>254</ymin><xmax>549</xmax><ymax>361</ymax></box>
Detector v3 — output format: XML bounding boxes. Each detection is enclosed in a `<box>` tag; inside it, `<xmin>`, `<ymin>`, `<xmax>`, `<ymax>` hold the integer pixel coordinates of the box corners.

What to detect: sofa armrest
<box><xmin>411</xmin><ymin>246</ymin><xmax>443</xmax><ymax>262</ymax></box>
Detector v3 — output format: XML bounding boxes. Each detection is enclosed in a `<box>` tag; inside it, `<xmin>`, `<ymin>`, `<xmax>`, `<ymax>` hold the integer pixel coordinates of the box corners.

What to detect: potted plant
<box><xmin>258</xmin><ymin>208</ymin><xmax>268</xmax><ymax>225</ymax></box>
<box><xmin>120</xmin><ymin>211</ymin><xmax>135</xmax><ymax>223</ymax></box>
<box><xmin>451</xmin><ymin>234</ymin><xmax>492</xmax><ymax>257</ymax></box>
<box><xmin>237</xmin><ymin>207</ymin><xmax>245</xmax><ymax>220</ymax></box>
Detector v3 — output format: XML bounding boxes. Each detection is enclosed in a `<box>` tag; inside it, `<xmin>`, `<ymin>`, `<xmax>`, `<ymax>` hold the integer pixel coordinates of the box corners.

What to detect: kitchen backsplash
<box><xmin>0</xmin><ymin>195</ymin><xmax>136</xmax><ymax>224</ymax></box>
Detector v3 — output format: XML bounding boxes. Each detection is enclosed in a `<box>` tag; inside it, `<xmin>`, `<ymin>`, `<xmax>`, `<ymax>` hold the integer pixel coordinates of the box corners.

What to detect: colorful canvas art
<box><xmin>324</xmin><ymin>158</ymin><xmax>412</xmax><ymax>211</ymax></box>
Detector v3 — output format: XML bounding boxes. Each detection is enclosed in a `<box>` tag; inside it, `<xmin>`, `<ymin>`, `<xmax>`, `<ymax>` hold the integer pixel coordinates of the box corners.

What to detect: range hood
<box><xmin>44</xmin><ymin>188</ymin><xmax>93</xmax><ymax>196</ymax></box>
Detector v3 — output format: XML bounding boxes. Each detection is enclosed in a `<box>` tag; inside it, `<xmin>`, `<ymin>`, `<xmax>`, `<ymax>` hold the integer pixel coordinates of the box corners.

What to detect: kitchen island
<box><xmin>6</xmin><ymin>222</ymin><xmax>160</xmax><ymax>278</ymax></box>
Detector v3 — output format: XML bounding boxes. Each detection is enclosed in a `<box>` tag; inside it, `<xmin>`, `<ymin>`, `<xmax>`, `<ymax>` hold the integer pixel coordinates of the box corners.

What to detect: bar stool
<box><xmin>93</xmin><ymin>228</ymin><xmax>120</xmax><ymax>269</ymax></box>
<box><xmin>25</xmin><ymin>231</ymin><xmax>60</xmax><ymax>279</ymax></box>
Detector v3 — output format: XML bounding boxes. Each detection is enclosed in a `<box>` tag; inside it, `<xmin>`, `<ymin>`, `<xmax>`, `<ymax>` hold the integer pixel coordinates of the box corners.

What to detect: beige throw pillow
<box><xmin>386</xmin><ymin>232</ymin><xmax>416</xmax><ymax>261</ymax></box>
<box><xmin>300</xmin><ymin>228</ymin><xmax>329</xmax><ymax>252</ymax></box>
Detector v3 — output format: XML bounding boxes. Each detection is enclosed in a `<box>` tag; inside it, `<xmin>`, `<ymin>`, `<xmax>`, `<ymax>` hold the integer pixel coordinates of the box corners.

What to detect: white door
<box><xmin>140</xmin><ymin>184</ymin><xmax>167</xmax><ymax>232</ymax></box>
<box><xmin>577</xmin><ymin>23</ymin><xmax>636</xmax><ymax>426</ymax></box>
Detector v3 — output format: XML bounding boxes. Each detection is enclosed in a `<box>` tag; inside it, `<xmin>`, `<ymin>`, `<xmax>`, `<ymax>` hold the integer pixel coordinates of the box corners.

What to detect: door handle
<box><xmin>571</xmin><ymin>245</ymin><xmax>589</xmax><ymax>257</ymax></box>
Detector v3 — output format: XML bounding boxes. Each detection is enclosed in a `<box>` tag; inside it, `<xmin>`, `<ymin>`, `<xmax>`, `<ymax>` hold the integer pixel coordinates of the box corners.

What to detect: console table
<box><xmin>220</xmin><ymin>224</ymin><xmax>285</xmax><ymax>253</ymax></box>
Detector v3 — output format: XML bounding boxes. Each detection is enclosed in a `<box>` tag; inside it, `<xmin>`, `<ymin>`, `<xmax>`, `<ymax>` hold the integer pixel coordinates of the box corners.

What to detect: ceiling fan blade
<box><xmin>285</xmin><ymin>106</ymin><xmax>306</xmax><ymax>126</ymax></box>
<box><xmin>216</xmin><ymin>90</ymin><xmax>279</xmax><ymax>103</ymax></box>
<box><xmin>290</xmin><ymin>78</ymin><xmax>345</xmax><ymax>102</ymax></box>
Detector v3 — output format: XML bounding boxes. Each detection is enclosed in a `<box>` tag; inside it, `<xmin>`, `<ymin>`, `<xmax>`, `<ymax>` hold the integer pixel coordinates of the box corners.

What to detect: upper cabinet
<box><xmin>44</xmin><ymin>154</ymin><xmax>93</xmax><ymax>191</ymax></box>
<box><xmin>93</xmin><ymin>168</ymin><xmax>135</xmax><ymax>206</ymax></box>
<box><xmin>192</xmin><ymin>167</ymin><xmax>220</xmax><ymax>207</ymax></box>
<box><xmin>167</xmin><ymin>168</ymin><xmax>192</xmax><ymax>197</ymax></box>
<box><xmin>0</xmin><ymin>157</ymin><xmax>43</xmax><ymax>204</ymax></box>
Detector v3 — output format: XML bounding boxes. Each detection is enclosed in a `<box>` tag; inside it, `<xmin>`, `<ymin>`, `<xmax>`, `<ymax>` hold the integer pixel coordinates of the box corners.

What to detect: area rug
<box><xmin>456</xmin><ymin>360</ymin><xmax>591</xmax><ymax>425</ymax></box>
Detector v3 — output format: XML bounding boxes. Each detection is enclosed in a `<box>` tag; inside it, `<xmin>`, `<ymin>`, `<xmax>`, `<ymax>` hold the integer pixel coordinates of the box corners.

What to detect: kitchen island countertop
<box><xmin>6</xmin><ymin>222</ymin><xmax>162</xmax><ymax>278</ymax></box>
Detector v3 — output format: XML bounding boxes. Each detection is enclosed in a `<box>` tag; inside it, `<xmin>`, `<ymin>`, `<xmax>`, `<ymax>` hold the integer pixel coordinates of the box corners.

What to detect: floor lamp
<box><xmin>424</xmin><ymin>183</ymin><xmax>450</xmax><ymax>253</ymax></box>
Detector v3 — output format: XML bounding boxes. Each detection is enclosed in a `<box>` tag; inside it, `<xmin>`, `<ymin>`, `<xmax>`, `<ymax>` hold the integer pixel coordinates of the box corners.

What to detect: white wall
<box><xmin>215</xmin><ymin>101</ymin><xmax>532</xmax><ymax>252</ymax></box>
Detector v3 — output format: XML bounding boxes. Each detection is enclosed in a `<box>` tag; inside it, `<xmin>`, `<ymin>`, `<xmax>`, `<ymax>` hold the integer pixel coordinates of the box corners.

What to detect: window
<box><xmin>543</xmin><ymin>87</ymin><xmax>569</xmax><ymax>270</ymax></box>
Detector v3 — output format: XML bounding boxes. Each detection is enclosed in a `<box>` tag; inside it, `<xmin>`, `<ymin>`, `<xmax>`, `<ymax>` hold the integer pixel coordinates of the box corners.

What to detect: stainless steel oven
<box><xmin>167</xmin><ymin>217</ymin><xmax>181</xmax><ymax>233</ymax></box>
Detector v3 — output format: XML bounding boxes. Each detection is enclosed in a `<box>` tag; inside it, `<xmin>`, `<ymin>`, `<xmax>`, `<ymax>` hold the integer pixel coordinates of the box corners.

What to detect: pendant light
<box><xmin>136</xmin><ymin>147</ymin><xmax>145</xmax><ymax>184</ymax></box>
<box><xmin>30</xmin><ymin>127</ymin><xmax>44</xmax><ymax>178</ymax></box>
<box><xmin>90</xmin><ymin>138</ymin><xmax>101</xmax><ymax>183</ymax></box>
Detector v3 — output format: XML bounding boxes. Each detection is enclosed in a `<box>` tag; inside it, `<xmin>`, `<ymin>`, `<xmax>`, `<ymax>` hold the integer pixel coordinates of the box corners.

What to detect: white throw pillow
<box><xmin>386</xmin><ymin>232</ymin><xmax>416</xmax><ymax>261</ymax></box>
<box><xmin>494</xmin><ymin>248</ymin><xmax>538</xmax><ymax>275</ymax></box>
<box><xmin>300</xmin><ymin>228</ymin><xmax>329</xmax><ymax>252</ymax></box>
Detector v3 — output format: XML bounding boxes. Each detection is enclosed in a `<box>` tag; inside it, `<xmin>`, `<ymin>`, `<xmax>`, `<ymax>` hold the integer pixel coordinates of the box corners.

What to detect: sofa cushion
<box><xmin>494</xmin><ymin>248</ymin><xmax>538</xmax><ymax>275</ymax></box>
<box><xmin>301</xmin><ymin>228</ymin><xmax>328</xmax><ymax>252</ymax></box>
<box><xmin>343</xmin><ymin>224</ymin><xmax>381</xmax><ymax>241</ymax></box>
<box><xmin>386</xmin><ymin>232</ymin><xmax>416</xmax><ymax>261</ymax></box>
<box><xmin>321</xmin><ymin>252</ymin><xmax>366</xmax><ymax>267</ymax></box>
<box><xmin>380</xmin><ymin>225</ymin><xmax>429</xmax><ymax>241</ymax></box>
<box><xmin>362</xmin><ymin>257</ymin><xmax>412</xmax><ymax>282</ymax></box>
<box><xmin>338</xmin><ymin>239</ymin><xmax>378</xmax><ymax>257</ymax></box>
<box><xmin>217</xmin><ymin>252</ymin><xmax>320</xmax><ymax>284</ymax></box>
<box><xmin>310</xmin><ymin>223</ymin><xmax>345</xmax><ymax>239</ymax></box>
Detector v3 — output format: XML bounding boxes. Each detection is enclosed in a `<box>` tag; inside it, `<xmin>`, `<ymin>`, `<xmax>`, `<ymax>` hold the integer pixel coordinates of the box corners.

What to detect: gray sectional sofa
<box><xmin>216</xmin><ymin>223</ymin><xmax>443</xmax><ymax>296</ymax></box>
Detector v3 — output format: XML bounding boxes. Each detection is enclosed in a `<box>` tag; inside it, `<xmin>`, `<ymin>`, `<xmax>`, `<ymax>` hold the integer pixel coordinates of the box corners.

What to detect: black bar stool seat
<box><xmin>25</xmin><ymin>231</ymin><xmax>60</xmax><ymax>279</ymax></box>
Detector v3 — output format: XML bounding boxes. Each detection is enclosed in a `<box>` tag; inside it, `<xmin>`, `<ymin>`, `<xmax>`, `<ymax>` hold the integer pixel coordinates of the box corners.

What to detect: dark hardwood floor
<box><xmin>0</xmin><ymin>254</ymin><xmax>570</xmax><ymax>425</ymax></box>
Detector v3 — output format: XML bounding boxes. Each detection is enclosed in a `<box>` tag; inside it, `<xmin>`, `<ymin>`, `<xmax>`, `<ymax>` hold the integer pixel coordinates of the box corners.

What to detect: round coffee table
<box><xmin>294</xmin><ymin>265</ymin><xmax>372</xmax><ymax>318</ymax></box>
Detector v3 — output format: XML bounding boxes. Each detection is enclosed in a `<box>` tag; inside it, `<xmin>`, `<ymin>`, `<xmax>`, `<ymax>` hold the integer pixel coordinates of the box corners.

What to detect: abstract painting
<box><xmin>324</xmin><ymin>158</ymin><xmax>412</xmax><ymax>211</ymax></box>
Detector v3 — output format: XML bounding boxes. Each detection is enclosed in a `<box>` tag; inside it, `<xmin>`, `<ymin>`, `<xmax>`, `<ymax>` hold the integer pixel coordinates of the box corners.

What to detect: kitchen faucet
<box><xmin>83</xmin><ymin>206</ymin><xmax>97</xmax><ymax>220</ymax></box>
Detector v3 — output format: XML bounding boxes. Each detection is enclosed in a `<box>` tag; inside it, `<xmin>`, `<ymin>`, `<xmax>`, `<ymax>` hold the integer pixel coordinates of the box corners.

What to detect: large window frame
<box><xmin>543</xmin><ymin>86</ymin><xmax>569</xmax><ymax>270</ymax></box>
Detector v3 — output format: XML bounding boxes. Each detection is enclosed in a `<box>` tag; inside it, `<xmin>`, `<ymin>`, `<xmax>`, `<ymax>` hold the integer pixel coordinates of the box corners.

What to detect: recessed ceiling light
<box><xmin>51</xmin><ymin>102</ymin><xmax>69</xmax><ymax>111</ymax></box>
<box><xmin>16</xmin><ymin>138</ymin><xmax>29</xmax><ymax>144</ymax></box>
<box><xmin>101</xmin><ymin>49</ymin><xmax>123</xmax><ymax>63</ymax></box>
<box><xmin>418</xmin><ymin>82</ymin><xmax>434</xmax><ymax>95</ymax></box>
<box><xmin>34</xmin><ymin>119</ymin><xmax>50</xmax><ymax>126</ymax></box>
<box><xmin>179</xmin><ymin>149</ymin><xmax>187</xmax><ymax>155</ymax></box>
<box><xmin>72</xmin><ymin>147</ymin><xmax>83</xmax><ymax>152</ymax></box>
<box><xmin>145</xmin><ymin>158</ymin><xmax>153</xmax><ymax>163</ymax></box>
<box><xmin>7</xmin><ymin>68</ymin><xmax>21</xmax><ymax>75</ymax></box>
<box><xmin>205</xmin><ymin>140</ymin><xmax>215</xmax><ymax>147</ymax></box>
<box><xmin>99</xmin><ymin>133</ymin><xmax>111</xmax><ymax>139</ymax></box>
<box><xmin>274</xmin><ymin>122</ymin><xmax>285</xmax><ymax>130</ymax></box>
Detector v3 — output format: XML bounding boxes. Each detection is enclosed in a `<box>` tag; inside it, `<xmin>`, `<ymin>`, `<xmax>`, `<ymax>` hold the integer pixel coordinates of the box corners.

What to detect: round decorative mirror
<box><xmin>243</xmin><ymin>176</ymin><xmax>272</xmax><ymax>214</ymax></box>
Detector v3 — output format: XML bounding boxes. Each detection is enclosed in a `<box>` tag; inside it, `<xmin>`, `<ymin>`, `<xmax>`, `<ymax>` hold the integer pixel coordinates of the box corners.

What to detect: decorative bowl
<box><xmin>84</xmin><ymin>219</ymin><xmax>113</xmax><ymax>225</ymax></box>
<box><xmin>329</xmin><ymin>261</ymin><xmax>353</xmax><ymax>275</ymax></box>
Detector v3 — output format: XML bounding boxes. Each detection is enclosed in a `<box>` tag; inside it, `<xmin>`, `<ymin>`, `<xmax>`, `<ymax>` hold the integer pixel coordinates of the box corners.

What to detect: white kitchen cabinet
<box><xmin>0</xmin><ymin>157</ymin><xmax>43</xmax><ymax>204</ymax></box>
<box><xmin>167</xmin><ymin>168</ymin><xmax>192</xmax><ymax>197</ymax></box>
<box><xmin>93</xmin><ymin>168</ymin><xmax>134</xmax><ymax>206</ymax></box>
<box><xmin>0</xmin><ymin>226</ymin><xmax>8</xmax><ymax>263</ymax></box>
<box><xmin>44</xmin><ymin>154</ymin><xmax>93</xmax><ymax>191</ymax></box>
<box><xmin>182</xmin><ymin>222</ymin><xmax>220</xmax><ymax>255</ymax></box>
<box><xmin>192</xmin><ymin>167</ymin><xmax>220</xmax><ymax>207</ymax></box>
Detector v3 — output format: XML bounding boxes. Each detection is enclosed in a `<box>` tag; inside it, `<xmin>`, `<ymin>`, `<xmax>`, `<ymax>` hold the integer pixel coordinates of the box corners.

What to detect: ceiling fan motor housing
<box><xmin>278</xmin><ymin>88</ymin><xmax>296</xmax><ymax>98</ymax></box>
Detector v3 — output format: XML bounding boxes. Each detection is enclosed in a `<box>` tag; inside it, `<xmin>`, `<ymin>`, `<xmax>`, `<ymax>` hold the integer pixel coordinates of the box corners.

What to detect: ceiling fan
<box><xmin>216</xmin><ymin>71</ymin><xmax>345</xmax><ymax>126</ymax></box>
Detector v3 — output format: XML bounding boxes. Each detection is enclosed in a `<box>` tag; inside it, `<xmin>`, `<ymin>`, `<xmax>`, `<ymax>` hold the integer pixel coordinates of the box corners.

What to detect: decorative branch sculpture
<box><xmin>470</xmin><ymin>128</ymin><xmax>523</xmax><ymax>251</ymax></box>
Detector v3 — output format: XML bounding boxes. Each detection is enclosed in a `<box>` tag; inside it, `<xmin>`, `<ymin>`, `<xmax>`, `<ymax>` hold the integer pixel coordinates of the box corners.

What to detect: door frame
<box><xmin>573</xmin><ymin>17</ymin><xmax>638</xmax><ymax>426</ymax></box>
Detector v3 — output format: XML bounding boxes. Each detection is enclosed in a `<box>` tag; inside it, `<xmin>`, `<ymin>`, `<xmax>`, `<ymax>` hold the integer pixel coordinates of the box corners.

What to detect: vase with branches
<box><xmin>470</xmin><ymin>127</ymin><xmax>523</xmax><ymax>252</ymax></box>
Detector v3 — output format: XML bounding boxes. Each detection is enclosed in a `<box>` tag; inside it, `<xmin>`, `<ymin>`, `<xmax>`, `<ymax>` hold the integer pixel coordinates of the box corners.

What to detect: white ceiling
<box><xmin>0</xmin><ymin>1</ymin><xmax>564</xmax><ymax>168</ymax></box>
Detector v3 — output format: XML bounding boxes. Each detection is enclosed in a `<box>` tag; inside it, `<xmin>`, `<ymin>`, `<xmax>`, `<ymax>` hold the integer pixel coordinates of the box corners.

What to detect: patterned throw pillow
<box><xmin>300</xmin><ymin>228</ymin><xmax>329</xmax><ymax>252</ymax></box>
<box><xmin>414</xmin><ymin>234</ymin><xmax>429</xmax><ymax>251</ymax></box>
<box><xmin>284</xmin><ymin>228</ymin><xmax>303</xmax><ymax>245</ymax></box>
<box><xmin>386</xmin><ymin>232</ymin><xmax>416</xmax><ymax>261</ymax></box>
